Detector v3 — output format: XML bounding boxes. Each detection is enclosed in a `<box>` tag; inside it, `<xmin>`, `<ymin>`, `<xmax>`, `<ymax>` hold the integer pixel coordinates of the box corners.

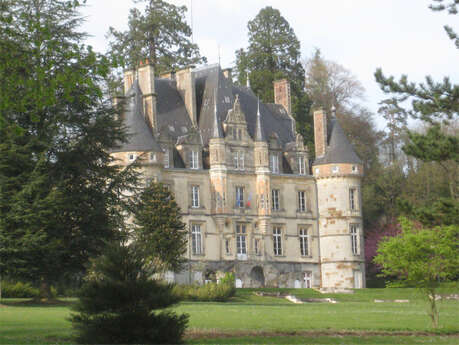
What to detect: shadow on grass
<box><xmin>0</xmin><ymin>298</ymin><xmax>77</xmax><ymax>308</ymax></box>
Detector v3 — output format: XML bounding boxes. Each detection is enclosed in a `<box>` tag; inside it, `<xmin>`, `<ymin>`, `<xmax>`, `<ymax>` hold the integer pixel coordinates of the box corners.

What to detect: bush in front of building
<box><xmin>1</xmin><ymin>280</ymin><xmax>40</xmax><ymax>298</ymax></box>
<box><xmin>173</xmin><ymin>273</ymin><xmax>236</xmax><ymax>302</ymax></box>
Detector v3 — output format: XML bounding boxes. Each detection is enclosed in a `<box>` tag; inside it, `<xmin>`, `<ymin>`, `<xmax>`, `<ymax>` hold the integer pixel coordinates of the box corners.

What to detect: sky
<box><xmin>81</xmin><ymin>0</ymin><xmax>458</xmax><ymax>129</ymax></box>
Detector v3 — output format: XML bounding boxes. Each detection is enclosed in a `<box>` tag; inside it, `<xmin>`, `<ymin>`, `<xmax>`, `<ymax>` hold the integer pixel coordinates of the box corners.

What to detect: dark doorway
<box><xmin>249</xmin><ymin>266</ymin><xmax>265</xmax><ymax>287</ymax></box>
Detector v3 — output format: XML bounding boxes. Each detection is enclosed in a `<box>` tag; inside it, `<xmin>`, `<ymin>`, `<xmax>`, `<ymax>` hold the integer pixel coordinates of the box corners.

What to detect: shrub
<box><xmin>173</xmin><ymin>273</ymin><xmax>236</xmax><ymax>302</ymax></box>
<box><xmin>1</xmin><ymin>281</ymin><xmax>39</xmax><ymax>298</ymax></box>
<box><xmin>71</xmin><ymin>242</ymin><xmax>188</xmax><ymax>344</ymax></box>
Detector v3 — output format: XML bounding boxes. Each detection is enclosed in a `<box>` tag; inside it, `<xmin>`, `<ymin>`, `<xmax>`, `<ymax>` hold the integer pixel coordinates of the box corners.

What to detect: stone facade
<box><xmin>112</xmin><ymin>62</ymin><xmax>365</xmax><ymax>290</ymax></box>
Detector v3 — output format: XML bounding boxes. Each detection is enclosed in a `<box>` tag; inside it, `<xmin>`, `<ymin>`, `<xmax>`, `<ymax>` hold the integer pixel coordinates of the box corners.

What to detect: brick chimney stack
<box><xmin>176</xmin><ymin>67</ymin><xmax>197</xmax><ymax>127</ymax></box>
<box><xmin>137</xmin><ymin>59</ymin><xmax>158</xmax><ymax>133</ymax></box>
<box><xmin>313</xmin><ymin>108</ymin><xmax>327</xmax><ymax>158</ymax></box>
<box><xmin>273</xmin><ymin>79</ymin><xmax>291</xmax><ymax>115</ymax></box>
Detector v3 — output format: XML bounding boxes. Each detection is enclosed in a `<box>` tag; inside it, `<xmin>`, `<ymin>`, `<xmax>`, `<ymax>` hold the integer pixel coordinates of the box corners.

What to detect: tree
<box><xmin>107</xmin><ymin>0</ymin><xmax>205</xmax><ymax>77</ymax></box>
<box><xmin>0</xmin><ymin>0</ymin><xmax>137</xmax><ymax>299</ymax></box>
<box><xmin>132</xmin><ymin>182</ymin><xmax>187</xmax><ymax>272</ymax></box>
<box><xmin>71</xmin><ymin>241</ymin><xmax>188</xmax><ymax>344</ymax></box>
<box><xmin>375</xmin><ymin>1</ymin><xmax>458</xmax><ymax>202</ymax></box>
<box><xmin>303</xmin><ymin>49</ymin><xmax>365</xmax><ymax>112</ymax></box>
<box><xmin>234</xmin><ymin>7</ymin><xmax>312</xmax><ymax>146</ymax></box>
<box><xmin>374</xmin><ymin>218</ymin><xmax>459</xmax><ymax>328</ymax></box>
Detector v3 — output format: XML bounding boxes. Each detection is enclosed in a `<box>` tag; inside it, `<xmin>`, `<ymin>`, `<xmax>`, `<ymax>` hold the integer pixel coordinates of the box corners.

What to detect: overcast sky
<box><xmin>81</xmin><ymin>0</ymin><xmax>458</xmax><ymax>129</ymax></box>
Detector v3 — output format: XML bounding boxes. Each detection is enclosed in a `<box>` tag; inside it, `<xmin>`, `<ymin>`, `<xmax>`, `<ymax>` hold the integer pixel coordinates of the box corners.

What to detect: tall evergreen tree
<box><xmin>234</xmin><ymin>7</ymin><xmax>312</xmax><ymax>146</ymax></box>
<box><xmin>107</xmin><ymin>0</ymin><xmax>205</xmax><ymax>77</ymax></box>
<box><xmin>132</xmin><ymin>182</ymin><xmax>187</xmax><ymax>273</ymax></box>
<box><xmin>0</xmin><ymin>0</ymin><xmax>137</xmax><ymax>298</ymax></box>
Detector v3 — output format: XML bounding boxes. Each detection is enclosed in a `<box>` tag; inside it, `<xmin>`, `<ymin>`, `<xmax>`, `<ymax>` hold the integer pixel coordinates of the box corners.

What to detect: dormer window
<box><xmin>190</xmin><ymin>150</ymin><xmax>199</xmax><ymax>169</ymax></box>
<box><xmin>150</xmin><ymin>152</ymin><xmax>157</xmax><ymax>162</ymax></box>
<box><xmin>298</xmin><ymin>156</ymin><xmax>306</xmax><ymax>175</ymax></box>
<box><xmin>270</xmin><ymin>154</ymin><xmax>279</xmax><ymax>174</ymax></box>
<box><xmin>237</xmin><ymin>129</ymin><xmax>242</xmax><ymax>140</ymax></box>
<box><xmin>233</xmin><ymin>151</ymin><xmax>244</xmax><ymax>170</ymax></box>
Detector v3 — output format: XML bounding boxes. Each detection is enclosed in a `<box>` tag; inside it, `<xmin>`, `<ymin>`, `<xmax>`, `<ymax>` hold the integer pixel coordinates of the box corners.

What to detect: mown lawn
<box><xmin>0</xmin><ymin>288</ymin><xmax>458</xmax><ymax>344</ymax></box>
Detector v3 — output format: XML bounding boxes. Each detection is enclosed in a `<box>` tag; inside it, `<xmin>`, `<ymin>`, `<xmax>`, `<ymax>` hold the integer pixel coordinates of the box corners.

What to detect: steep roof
<box><xmin>314</xmin><ymin>118</ymin><xmax>362</xmax><ymax>165</ymax></box>
<box><xmin>111</xmin><ymin>81</ymin><xmax>162</xmax><ymax>153</ymax></box>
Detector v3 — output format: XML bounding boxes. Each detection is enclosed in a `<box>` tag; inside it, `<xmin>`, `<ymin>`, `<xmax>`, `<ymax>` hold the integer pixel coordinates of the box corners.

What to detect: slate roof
<box><xmin>313</xmin><ymin>118</ymin><xmax>362</xmax><ymax>165</ymax></box>
<box><xmin>111</xmin><ymin>81</ymin><xmax>162</xmax><ymax>153</ymax></box>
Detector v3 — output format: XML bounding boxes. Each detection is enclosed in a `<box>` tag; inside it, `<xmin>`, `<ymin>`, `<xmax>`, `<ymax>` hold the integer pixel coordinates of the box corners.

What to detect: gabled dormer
<box><xmin>284</xmin><ymin>133</ymin><xmax>309</xmax><ymax>175</ymax></box>
<box><xmin>176</xmin><ymin>127</ymin><xmax>203</xmax><ymax>170</ymax></box>
<box><xmin>224</xmin><ymin>95</ymin><xmax>249</xmax><ymax>142</ymax></box>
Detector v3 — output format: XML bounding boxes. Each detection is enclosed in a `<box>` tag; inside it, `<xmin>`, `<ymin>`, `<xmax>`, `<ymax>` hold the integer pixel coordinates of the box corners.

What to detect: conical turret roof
<box><xmin>313</xmin><ymin>118</ymin><xmax>362</xmax><ymax>165</ymax></box>
<box><xmin>254</xmin><ymin>98</ymin><xmax>266</xmax><ymax>142</ymax></box>
<box><xmin>111</xmin><ymin>81</ymin><xmax>162</xmax><ymax>153</ymax></box>
<box><xmin>211</xmin><ymin>90</ymin><xmax>224</xmax><ymax>138</ymax></box>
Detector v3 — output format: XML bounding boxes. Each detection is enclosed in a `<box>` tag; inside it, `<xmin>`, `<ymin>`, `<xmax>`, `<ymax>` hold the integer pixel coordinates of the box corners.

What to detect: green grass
<box><xmin>0</xmin><ymin>288</ymin><xmax>458</xmax><ymax>344</ymax></box>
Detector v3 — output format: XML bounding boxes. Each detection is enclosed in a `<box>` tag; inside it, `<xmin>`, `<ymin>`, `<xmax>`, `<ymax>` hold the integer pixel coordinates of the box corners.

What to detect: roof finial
<box><xmin>255</xmin><ymin>97</ymin><xmax>265</xmax><ymax>142</ymax></box>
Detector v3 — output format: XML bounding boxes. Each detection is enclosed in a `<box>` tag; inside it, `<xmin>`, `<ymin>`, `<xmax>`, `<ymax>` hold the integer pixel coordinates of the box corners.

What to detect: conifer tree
<box><xmin>107</xmin><ymin>0</ymin><xmax>205</xmax><ymax>76</ymax></box>
<box><xmin>132</xmin><ymin>182</ymin><xmax>187</xmax><ymax>272</ymax></box>
<box><xmin>0</xmin><ymin>0</ymin><xmax>137</xmax><ymax>299</ymax></box>
<box><xmin>375</xmin><ymin>0</ymin><xmax>458</xmax><ymax>204</ymax></box>
<box><xmin>71</xmin><ymin>241</ymin><xmax>188</xmax><ymax>344</ymax></box>
<box><xmin>234</xmin><ymin>7</ymin><xmax>312</xmax><ymax>146</ymax></box>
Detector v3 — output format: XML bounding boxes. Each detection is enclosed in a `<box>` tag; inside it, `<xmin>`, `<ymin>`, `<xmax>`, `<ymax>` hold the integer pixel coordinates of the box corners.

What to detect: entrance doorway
<box><xmin>304</xmin><ymin>271</ymin><xmax>312</xmax><ymax>288</ymax></box>
<box><xmin>249</xmin><ymin>266</ymin><xmax>265</xmax><ymax>287</ymax></box>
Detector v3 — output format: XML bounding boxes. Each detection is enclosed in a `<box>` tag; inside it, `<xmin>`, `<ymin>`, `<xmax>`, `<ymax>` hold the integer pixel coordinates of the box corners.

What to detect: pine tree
<box><xmin>71</xmin><ymin>241</ymin><xmax>188</xmax><ymax>344</ymax></box>
<box><xmin>375</xmin><ymin>1</ymin><xmax>458</xmax><ymax>203</ymax></box>
<box><xmin>234</xmin><ymin>7</ymin><xmax>312</xmax><ymax>146</ymax></box>
<box><xmin>0</xmin><ymin>0</ymin><xmax>137</xmax><ymax>299</ymax></box>
<box><xmin>107</xmin><ymin>0</ymin><xmax>205</xmax><ymax>76</ymax></box>
<box><xmin>132</xmin><ymin>182</ymin><xmax>187</xmax><ymax>272</ymax></box>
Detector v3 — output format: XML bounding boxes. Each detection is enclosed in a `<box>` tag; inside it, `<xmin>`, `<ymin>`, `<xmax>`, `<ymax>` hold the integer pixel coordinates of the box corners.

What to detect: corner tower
<box><xmin>313</xmin><ymin>107</ymin><xmax>365</xmax><ymax>290</ymax></box>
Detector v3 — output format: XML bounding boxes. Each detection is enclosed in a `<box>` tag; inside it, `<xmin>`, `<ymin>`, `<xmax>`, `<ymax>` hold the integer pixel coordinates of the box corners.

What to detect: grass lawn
<box><xmin>0</xmin><ymin>288</ymin><xmax>458</xmax><ymax>344</ymax></box>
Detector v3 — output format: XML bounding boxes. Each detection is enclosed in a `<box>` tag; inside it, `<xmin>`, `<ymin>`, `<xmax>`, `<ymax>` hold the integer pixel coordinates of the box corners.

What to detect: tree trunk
<box><xmin>39</xmin><ymin>277</ymin><xmax>52</xmax><ymax>301</ymax></box>
<box><xmin>427</xmin><ymin>288</ymin><xmax>439</xmax><ymax>329</ymax></box>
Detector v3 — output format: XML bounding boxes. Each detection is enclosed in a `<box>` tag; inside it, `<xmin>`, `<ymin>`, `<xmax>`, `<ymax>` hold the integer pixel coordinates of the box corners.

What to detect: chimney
<box><xmin>222</xmin><ymin>68</ymin><xmax>232</xmax><ymax>84</ymax></box>
<box><xmin>314</xmin><ymin>108</ymin><xmax>327</xmax><ymax>158</ymax></box>
<box><xmin>176</xmin><ymin>67</ymin><xmax>197</xmax><ymax>127</ymax></box>
<box><xmin>124</xmin><ymin>70</ymin><xmax>134</xmax><ymax>94</ymax></box>
<box><xmin>273</xmin><ymin>79</ymin><xmax>291</xmax><ymax>115</ymax></box>
<box><xmin>138</xmin><ymin>59</ymin><xmax>158</xmax><ymax>132</ymax></box>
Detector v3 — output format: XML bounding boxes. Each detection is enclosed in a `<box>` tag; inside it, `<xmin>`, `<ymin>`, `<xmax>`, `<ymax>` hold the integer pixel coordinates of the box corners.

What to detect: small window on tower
<box><xmin>352</xmin><ymin>165</ymin><xmax>358</xmax><ymax>173</ymax></box>
<box><xmin>332</xmin><ymin>166</ymin><xmax>339</xmax><ymax>174</ymax></box>
<box><xmin>128</xmin><ymin>153</ymin><xmax>136</xmax><ymax>161</ymax></box>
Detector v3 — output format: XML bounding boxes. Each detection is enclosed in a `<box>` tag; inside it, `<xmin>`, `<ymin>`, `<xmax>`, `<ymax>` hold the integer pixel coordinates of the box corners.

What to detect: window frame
<box><xmin>236</xmin><ymin>224</ymin><xmax>247</xmax><ymax>255</ymax></box>
<box><xmin>298</xmin><ymin>156</ymin><xmax>306</xmax><ymax>175</ymax></box>
<box><xmin>272</xmin><ymin>189</ymin><xmax>280</xmax><ymax>211</ymax></box>
<box><xmin>270</xmin><ymin>153</ymin><xmax>279</xmax><ymax>174</ymax></box>
<box><xmin>298</xmin><ymin>190</ymin><xmax>307</xmax><ymax>212</ymax></box>
<box><xmin>190</xmin><ymin>150</ymin><xmax>199</xmax><ymax>169</ymax></box>
<box><xmin>299</xmin><ymin>227</ymin><xmax>310</xmax><ymax>256</ymax></box>
<box><xmin>191</xmin><ymin>223</ymin><xmax>202</xmax><ymax>255</ymax></box>
<box><xmin>191</xmin><ymin>185</ymin><xmax>200</xmax><ymax>208</ymax></box>
<box><xmin>350</xmin><ymin>224</ymin><xmax>359</xmax><ymax>255</ymax></box>
<box><xmin>163</xmin><ymin>149</ymin><xmax>170</xmax><ymax>168</ymax></box>
<box><xmin>235</xmin><ymin>186</ymin><xmax>244</xmax><ymax>208</ymax></box>
<box><xmin>349</xmin><ymin>187</ymin><xmax>357</xmax><ymax>211</ymax></box>
<box><xmin>273</xmin><ymin>226</ymin><xmax>283</xmax><ymax>256</ymax></box>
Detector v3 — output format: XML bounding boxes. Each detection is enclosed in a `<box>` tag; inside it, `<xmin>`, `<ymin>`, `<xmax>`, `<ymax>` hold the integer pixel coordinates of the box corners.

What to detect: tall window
<box><xmin>236</xmin><ymin>224</ymin><xmax>247</xmax><ymax>255</ymax></box>
<box><xmin>225</xmin><ymin>239</ymin><xmax>231</xmax><ymax>255</ymax></box>
<box><xmin>298</xmin><ymin>156</ymin><xmax>306</xmax><ymax>175</ymax></box>
<box><xmin>190</xmin><ymin>150</ymin><xmax>199</xmax><ymax>169</ymax></box>
<box><xmin>233</xmin><ymin>151</ymin><xmax>244</xmax><ymax>170</ymax></box>
<box><xmin>191</xmin><ymin>224</ymin><xmax>202</xmax><ymax>255</ymax></box>
<box><xmin>191</xmin><ymin>185</ymin><xmax>200</xmax><ymax>208</ymax></box>
<box><xmin>270</xmin><ymin>154</ymin><xmax>279</xmax><ymax>173</ymax></box>
<box><xmin>350</xmin><ymin>224</ymin><xmax>359</xmax><ymax>255</ymax></box>
<box><xmin>272</xmin><ymin>189</ymin><xmax>280</xmax><ymax>211</ymax></box>
<box><xmin>163</xmin><ymin>149</ymin><xmax>170</xmax><ymax>168</ymax></box>
<box><xmin>349</xmin><ymin>188</ymin><xmax>357</xmax><ymax>211</ymax></box>
<box><xmin>235</xmin><ymin>186</ymin><xmax>244</xmax><ymax>208</ymax></box>
<box><xmin>273</xmin><ymin>227</ymin><xmax>282</xmax><ymax>256</ymax></box>
<box><xmin>299</xmin><ymin>228</ymin><xmax>309</xmax><ymax>256</ymax></box>
<box><xmin>298</xmin><ymin>191</ymin><xmax>306</xmax><ymax>212</ymax></box>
